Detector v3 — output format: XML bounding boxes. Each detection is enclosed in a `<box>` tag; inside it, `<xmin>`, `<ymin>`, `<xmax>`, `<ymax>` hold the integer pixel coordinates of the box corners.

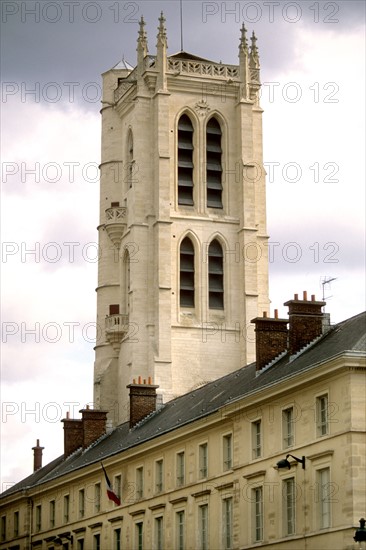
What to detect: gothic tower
<box><xmin>94</xmin><ymin>16</ymin><xmax>269</xmax><ymax>425</ymax></box>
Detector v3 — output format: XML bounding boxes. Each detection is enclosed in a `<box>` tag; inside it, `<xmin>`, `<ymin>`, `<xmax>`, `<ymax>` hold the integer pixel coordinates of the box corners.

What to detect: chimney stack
<box><xmin>61</xmin><ymin>412</ymin><xmax>83</xmax><ymax>457</ymax></box>
<box><xmin>80</xmin><ymin>407</ymin><xmax>108</xmax><ymax>449</ymax></box>
<box><xmin>61</xmin><ymin>408</ymin><xmax>108</xmax><ymax>457</ymax></box>
<box><xmin>32</xmin><ymin>439</ymin><xmax>44</xmax><ymax>472</ymax></box>
<box><xmin>251</xmin><ymin>310</ymin><xmax>288</xmax><ymax>371</ymax></box>
<box><xmin>127</xmin><ymin>376</ymin><xmax>159</xmax><ymax>428</ymax></box>
<box><xmin>284</xmin><ymin>291</ymin><xmax>326</xmax><ymax>356</ymax></box>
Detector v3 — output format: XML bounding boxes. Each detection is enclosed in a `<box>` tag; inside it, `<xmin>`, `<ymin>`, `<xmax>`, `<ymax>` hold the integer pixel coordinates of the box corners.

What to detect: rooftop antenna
<box><xmin>321</xmin><ymin>276</ymin><xmax>337</xmax><ymax>308</ymax></box>
<box><xmin>180</xmin><ymin>0</ymin><xmax>184</xmax><ymax>51</ymax></box>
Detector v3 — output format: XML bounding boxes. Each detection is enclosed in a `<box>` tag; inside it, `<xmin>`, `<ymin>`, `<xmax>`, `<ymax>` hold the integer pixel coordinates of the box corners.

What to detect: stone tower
<box><xmin>94</xmin><ymin>15</ymin><xmax>269</xmax><ymax>425</ymax></box>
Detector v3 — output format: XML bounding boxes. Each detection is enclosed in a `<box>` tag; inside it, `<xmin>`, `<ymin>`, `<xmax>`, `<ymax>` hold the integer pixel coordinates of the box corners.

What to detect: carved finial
<box><xmin>157</xmin><ymin>11</ymin><xmax>167</xmax><ymax>45</ymax></box>
<box><xmin>138</xmin><ymin>15</ymin><xmax>147</xmax><ymax>43</ymax></box>
<box><xmin>239</xmin><ymin>23</ymin><xmax>248</xmax><ymax>54</ymax></box>
<box><xmin>250</xmin><ymin>31</ymin><xmax>260</xmax><ymax>66</ymax></box>
<box><xmin>137</xmin><ymin>15</ymin><xmax>148</xmax><ymax>66</ymax></box>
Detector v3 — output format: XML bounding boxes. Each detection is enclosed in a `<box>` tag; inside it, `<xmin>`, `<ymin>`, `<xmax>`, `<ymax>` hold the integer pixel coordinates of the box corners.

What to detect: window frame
<box><xmin>176</xmin><ymin>510</ymin><xmax>185</xmax><ymax>550</ymax></box>
<box><xmin>222</xmin><ymin>497</ymin><xmax>233</xmax><ymax>550</ymax></box>
<box><xmin>177</xmin><ymin>113</ymin><xmax>195</xmax><ymax>207</ymax></box>
<box><xmin>155</xmin><ymin>459</ymin><xmax>164</xmax><ymax>493</ymax></box>
<box><xmin>252</xmin><ymin>486</ymin><xmax>263</xmax><ymax>542</ymax></box>
<box><xmin>198</xmin><ymin>442</ymin><xmax>208</xmax><ymax>479</ymax></box>
<box><xmin>199</xmin><ymin>504</ymin><xmax>209</xmax><ymax>550</ymax></box>
<box><xmin>223</xmin><ymin>433</ymin><xmax>233</xmax><ymax>471</ymax></box>
<box><xmin>136</xmin><ymin>466</ymin><xmax>144</xmax><ymax>500</ymax></box>
<box><xmin>282</xmin><ymin>406</ymin><xmax>294</xmax><ymax>448</ymax></box>
<box><xmin>252</xmin><ymin>419</ymin><xmax>262</xmax><ymax>459</ymax></box>
<box><xmin>316</xmin><ymin>394</ymin><xmax>329</xmax><ymax>437</ymax></box>
<box><xmin>179</xmin><ymin>237</ymin><xmax>195</xmax><ymax>308</ymax></box>
<box><xmin>283</xmin><ymin>477</ymin><xmax>296</xmax><ymax>536</ymax></box>
<box><xmin>176</xmin><ymin>451</ymin><xmax>185</xmax><ymax>487</ymax></box>
<box><xmin>206</xmin><ymin>116</ymin><xmax>223</xmax><ymax>209</ymax></box>
<box><xmin>208</xmin><ymin>239</ymin><xmax>224</xmax><ymax>310</ymax></box>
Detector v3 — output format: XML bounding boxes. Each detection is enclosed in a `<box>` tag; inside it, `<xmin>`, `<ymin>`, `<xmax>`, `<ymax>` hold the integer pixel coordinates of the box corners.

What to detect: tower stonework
<box><xmin>94</xmin><ymin>16</ymin><xmax>269</xmax><ymax>425</ymax></box>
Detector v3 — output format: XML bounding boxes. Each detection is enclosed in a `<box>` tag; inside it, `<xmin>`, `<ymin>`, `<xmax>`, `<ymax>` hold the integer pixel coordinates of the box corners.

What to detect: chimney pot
<box><xmin>303</xmin><ymin>290</ymin><xmax>307</xmax><ymax>301</ymax></box>
<box><xmin>148</xmin><ymin>376</ymin><xmax>152</xmax><ymax>385</ymax></box>
<box><xmin>143</xmin><ymin>378</ymin><xmax>146</xmax><ymax>384</ymax></box>
<box><xmin>311</xmin><ymin>294</ymin><xmax>315</xmax><ymax>301</ymax></box>
<box><xmin>263</xmin><ymin>311</ymin><xmax>267</xmax><ymax>318</ymax></box>
<box><xmin>32</xmin><ymin>439</ymin><xmax>44</xmax><ymax>472</ymax></box>
<box><xmin>294</xmin><ymin>293</ymin><xmax>298</xmax><ymax>300</ymax></box>
<box><xmin>274</xmin><ymin>309</ymin><xmax>278</xmax><ymax>319</ymax></box>
<box><xmin>138</xmin><ymin>375</ymin><xmax>142</xmax><ymax>384</ymax></box>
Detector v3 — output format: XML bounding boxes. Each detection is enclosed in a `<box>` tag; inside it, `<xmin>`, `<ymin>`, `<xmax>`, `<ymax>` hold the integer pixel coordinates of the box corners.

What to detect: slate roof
<box><xmin>1</xmin><ymin>311</ymin><xmax>365</xmax><ymax>500</ymax></box>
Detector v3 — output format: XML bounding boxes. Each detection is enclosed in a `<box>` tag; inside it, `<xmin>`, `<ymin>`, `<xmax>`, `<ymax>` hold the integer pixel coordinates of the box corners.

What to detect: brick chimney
<box><xmin>61</xmin><ymin>412</ymin><xmax>83</xmax><ymax>457</ymax></box>
<box><xmin>32</xmin><ymin>439</ymin><xmax>44</xmax><ymax>471</ymax></box>
<box><xmin>251</xmin><ymin>310</ymin><xmax>289</xmax><ymax>371</ymax></box>
<box><xmin>61</xmin><ymin>408</ymin><xmax>108</xmax><ymax>457</ymax></box>
<box><xmin>80</xmin><ymin>406</ymin><xmax>108</xmax><ymax>449</ymax></box>
<box><xmin>127</xmin><ymin>376</ymin><xmax>159</xmax><ymax>428</ymax></box>
<box><xmin>284</xmin><ymin>291</ymin><xmax>326</xmax><ymax>356</ymax></box>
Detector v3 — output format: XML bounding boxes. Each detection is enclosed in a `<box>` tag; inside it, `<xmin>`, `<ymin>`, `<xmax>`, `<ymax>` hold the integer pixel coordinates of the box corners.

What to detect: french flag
<box><xmin>101</xmin><ymin>463</ymin><xmax>121</xmax><ymax>506</ymax></box>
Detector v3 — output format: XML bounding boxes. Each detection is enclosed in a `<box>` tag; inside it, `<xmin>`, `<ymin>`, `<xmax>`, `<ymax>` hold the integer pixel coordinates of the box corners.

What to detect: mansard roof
<box><xmin>1</xmin><ymin>311</ymin><xmax>365</xmax><ymax>499</ymax></box>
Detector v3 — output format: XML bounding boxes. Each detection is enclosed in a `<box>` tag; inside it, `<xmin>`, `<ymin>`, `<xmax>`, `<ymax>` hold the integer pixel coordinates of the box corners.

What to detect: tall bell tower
<box><xmin>94</xmin><ymin>15</ymin><xmax>269</xmax><ymax>425</ymax></box>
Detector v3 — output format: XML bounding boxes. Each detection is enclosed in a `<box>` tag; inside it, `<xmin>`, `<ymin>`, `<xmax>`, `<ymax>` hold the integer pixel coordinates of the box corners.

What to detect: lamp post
<box><xmin>276</xmin><ymin>454</ymin><xmax>306</xmax><ymax>470</ymax></box>
<box><xmin>354</xmin><ymin>518</ymin><xmax>366</xmax><ymax>542</ymax></box>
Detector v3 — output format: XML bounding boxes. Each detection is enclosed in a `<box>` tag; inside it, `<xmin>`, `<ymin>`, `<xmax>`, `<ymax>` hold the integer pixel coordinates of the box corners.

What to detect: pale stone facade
<box><xmin>1</xmin><ymin>309</ymin><xmax>365</xmax><ymax>549</ymax></box>
<box><xmin>94</xmin><ymin>16</ymin><xmax>269</xmax><ymax>425</ymax></box>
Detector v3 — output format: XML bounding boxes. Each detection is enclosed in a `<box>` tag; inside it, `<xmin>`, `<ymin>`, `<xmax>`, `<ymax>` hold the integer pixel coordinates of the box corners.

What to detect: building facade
<box><xmin>1</xmin><ymin>297</ymin><xmax>365</xmax><ymax>550</ymax></box>
<box><xmin>94</xmin><ymin>16</ymin><xmax>269</xmax><ymax>424</ymax></box>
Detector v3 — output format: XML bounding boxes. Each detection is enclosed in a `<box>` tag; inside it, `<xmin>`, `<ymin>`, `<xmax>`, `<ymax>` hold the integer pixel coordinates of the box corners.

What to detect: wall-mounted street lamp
<box><xmin>276</xmin><ymin>454</ymin><xmax>306</xmax><ymax>470</ymax></box>
<box><xmin>354</xmin><ymin>518</ymin><xmax>366</xmax><ymax>542</ymax></box>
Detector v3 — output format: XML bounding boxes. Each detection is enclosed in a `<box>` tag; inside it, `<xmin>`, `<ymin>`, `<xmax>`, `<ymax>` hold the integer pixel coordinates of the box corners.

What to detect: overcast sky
<box><xmin>1</xmin><ymin>0</ymin><xmax>365</xmax><ymax>489</ymax></box>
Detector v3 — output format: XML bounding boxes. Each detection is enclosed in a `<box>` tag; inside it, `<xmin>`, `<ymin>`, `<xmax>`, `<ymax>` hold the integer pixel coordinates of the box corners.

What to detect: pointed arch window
<box><xmin>178</xmin><ymin>114</ymin><xmax>194</xmax><ymax>206</ymax></box>
<box><xmin>127</xmin><ymin>130</ymin><xmax>134</xmax><ymax>188</ymax></box>
<box><xmin>180</xmin><ymin>237</ymin><xmax>195</xmax><ymax>307</ymax></box>
<box><xmin>206</xmin><ymin>118</ymin><xmax>223</xmax><ymax>208</ymax></box>
<box><xmin>208</xmin><ymin>239</ymin><xmax>224</xmax><ymax>309</ymax></box>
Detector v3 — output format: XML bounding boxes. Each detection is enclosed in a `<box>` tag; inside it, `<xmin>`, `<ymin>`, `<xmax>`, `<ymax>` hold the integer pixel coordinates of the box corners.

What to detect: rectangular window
<box><xmin>223</xmin><ymin>434</ymin><xmax>233</xmax><ymax>470</ymax></box>
<box><xmin>199</xmin><ymin>504</ymin><xmax>208</xmax><ymax>550</ymax></box>
<box><xmin>222</xmin><ymin>498</ymin><xmax>233</xmax><ymax>550</ymax></box>
<box><xmin>283</xmin><ymin>407</ymin><xmax>294</xmax><ymax>448</ymax></box>
<box><xmin>176</xmin><ymin>511</ymin><xmax>185</xmax><ymax>550</ymax></box>
<box><xmin>176</xmin><ymin>452</ymin><xmax>185</xmax><ymax>487</ymax></box>
<box><xmin>136</xmin><ymin>522</ymin><xmax>143</xmax><ymax>550</ymax></box>
<box><xmin>79</xmin><ymin>489</ymin><xmax>85</xmax><ymax>518</ymax></box>
<box><xmin>35</xmin><ymin>505</ymin><xmax>42</xmax><ymax>532</ymax></box>
<box><xmin>252</xmin><ymin>420</ymin><xmax>262</xmax><ymax>458</ymax></box>
<box><xmin>63</xmin><ymin>495</ymin><xmax>70</xmax><ymax>523</ymax></box>
<box><xmin>199</xmin><ymin>443</ymin><xmax>208</xmax><ymax>478</ymax></box>
<box><xmin>155</xmin><ymin>517</ymin><xmax>164</xmax><ymax>550</ymax></box>
<box><xmin>155</xmin><ymin>459</ymin><xmax>164</xmax><ymax>493</ymax></box>
<box><xmin>114</xmin><ymin>528</ymin><xmax>121</xmax><ymax>550</ymax></box>
<box><xmin>284</xmin><ymin>478</ymin><xmax>296</xmax><ymax>535</ymax></box>
<box><xmin>77</xmin><ymin>540</ymin><xmax>84</xmax><ymax>550</ymax></box>
<box><xmin>318</xmin><ymin>468</ymin><xmax>331</xmax><ymax>529</ymax></box>
<box><xmin>136</xmin><ymin>467</ymin><xmax>144</xmax><ymax>500</ymax></box>
<box><xmin>253</xmin><ymin>487</ymin><xmax>263</xmax><ymax>542</ymax></box>
<box><xmin>0</xmin><ymin>516</ymin><xmax>6</xmax><ymax>542</ymax></box>
<box><xmin>95</xmin><ymin>483</ymin><xmax>101</xmax><ymax>513</ymax></box>
<box><xmin>114</xmin><ymin>475</ymin><xmax>122</xmax><ymax>501</ymax></box>
<box><xmin>93</xmin><ymin>533</ymin><xmax>100</xmax><ymax>550</ymax></box>
<box><xmin>14</xmin><ymin>511</ymin><xmax>19</xmax><ymax>538</ymax></box>
<box><xmin>317</xmin><ymin>395</ymin><xmax>329</xmax><ymax>436</ymax></box>
<box><xmin>50</xmin><ymin>500</ymin><xmax>55</xmax><ymax>528</ymax></box>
